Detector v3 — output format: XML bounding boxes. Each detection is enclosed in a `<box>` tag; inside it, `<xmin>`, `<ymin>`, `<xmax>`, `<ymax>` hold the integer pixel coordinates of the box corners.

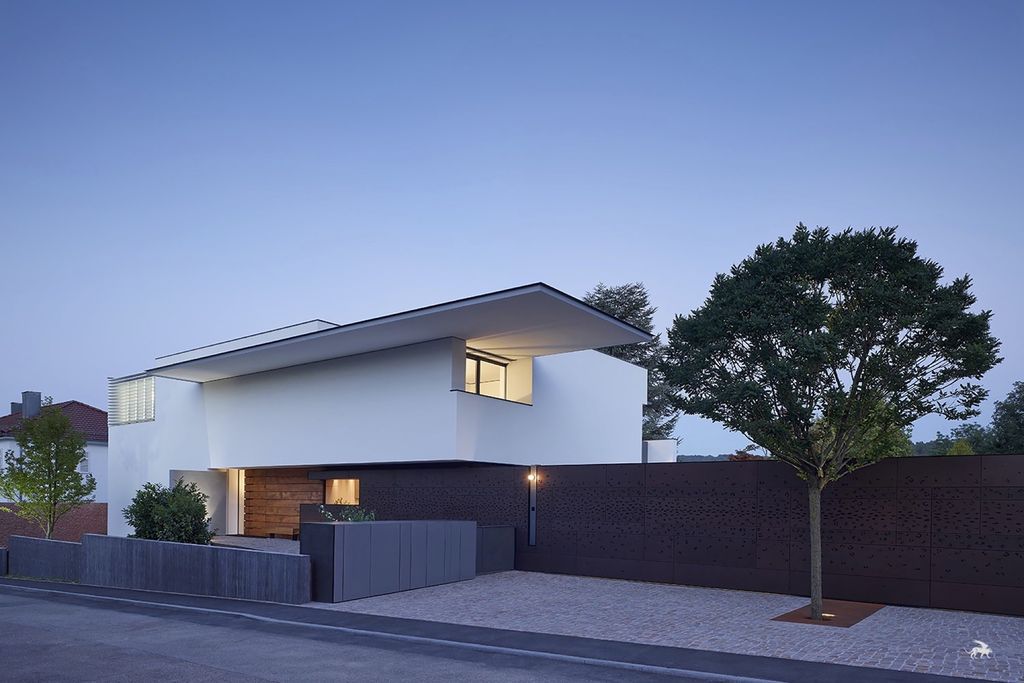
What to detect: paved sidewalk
<box><xmin>313</xmin><ymin>571</ymin><xmax>1024</xmax><ymax>682</ymax></box>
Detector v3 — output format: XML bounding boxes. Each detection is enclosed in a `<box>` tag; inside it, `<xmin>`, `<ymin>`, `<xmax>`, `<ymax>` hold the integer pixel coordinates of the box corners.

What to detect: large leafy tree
<box><xmin>585</xmin><ymin>282</ymin><xmax>680</xmax><ymax>440</ymax></box>
<box><xmin>0</xmin><ymin>400</ymin><xmax>97</xmax><ymax>539</ymax></box>
<box><xmin>663</xmin><ymin>225</ymin><xmax>1000</xmax><ymax>619</ymax></box>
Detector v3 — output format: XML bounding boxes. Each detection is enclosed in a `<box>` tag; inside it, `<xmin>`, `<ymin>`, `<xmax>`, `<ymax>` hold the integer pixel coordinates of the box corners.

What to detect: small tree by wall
<box><xmin>946</xmin><ymin>439</ymin><xmax>975</xmax><ymax>455</ymax></box>
<box><xmin>123</xmin><ymin>479</ymin><xmax>214</xmax><ymax>545</ymax></box>
<box><xmin>0</xmin><ymin>400</ymin><xmax>96</xmax><ymax>539</ymax></box>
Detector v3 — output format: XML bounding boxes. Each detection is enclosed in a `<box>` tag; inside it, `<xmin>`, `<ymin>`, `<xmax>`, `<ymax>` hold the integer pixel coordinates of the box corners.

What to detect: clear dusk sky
<box><xmin>1</xmin><ymin>1</ymin><xmax>1022</xmax><ymax>454</ymax></box>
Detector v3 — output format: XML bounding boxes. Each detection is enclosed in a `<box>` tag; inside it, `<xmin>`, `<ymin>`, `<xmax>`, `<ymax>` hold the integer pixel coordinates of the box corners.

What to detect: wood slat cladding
<box><xmin>244</xmin><ymin>468</ymin><xmax>322</xmax><ymax>537</ymax></box>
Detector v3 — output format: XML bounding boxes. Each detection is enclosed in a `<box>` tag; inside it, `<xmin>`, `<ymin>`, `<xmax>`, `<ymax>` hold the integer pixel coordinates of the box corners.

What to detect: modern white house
<box><xmin>106</xmin><ymin>283</ymin><xmax>652</xmax><ymax>537</ymax></box>
<box><xmin>0</xmin><ymin>391</ymin><xmax>109</xmax><ymax>504</ymax></box>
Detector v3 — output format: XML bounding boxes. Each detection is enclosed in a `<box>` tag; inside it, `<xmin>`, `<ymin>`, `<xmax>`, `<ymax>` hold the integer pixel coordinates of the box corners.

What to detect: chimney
<box><xmin>21</xmin><ymin>391</ymin><xmax>42</xmax><ymax>418</ymax></box>
<box><xmin>10</xmin><ymin>402</ymin><xmax>21</xmax><ymax>415</ymax></box>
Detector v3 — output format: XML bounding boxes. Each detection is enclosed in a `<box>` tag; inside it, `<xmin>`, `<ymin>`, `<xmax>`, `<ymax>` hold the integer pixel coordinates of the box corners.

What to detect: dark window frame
<box><xmin>465</xmin><ymin>353</ymin><xmax>508</xmax><ymax>400</ymax></box>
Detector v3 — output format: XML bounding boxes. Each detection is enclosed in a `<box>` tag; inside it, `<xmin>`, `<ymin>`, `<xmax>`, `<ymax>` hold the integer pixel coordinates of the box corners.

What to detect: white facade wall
<box><xmin>203</xmin><ymin>339</ymin><xmax>460</xmax><ymax>469</ymax></box>
<box><xmin>84</xmin><ymin>442</ymin><xmax>109</xmax><ymax>502</ymax></box>
<box><xmin>106</xmin><ymin>377</ymin><xmax>210</xmax><ymax>536</ymax></box>
<box><xmin>454</xmin><ymin>350</ymin><xmax>646</xmax><ymax>465</ymax></box>
<box><xmin>107</xmin><ymin>339</ymin><xmax>648</xmax><ymax>534</ymax></box>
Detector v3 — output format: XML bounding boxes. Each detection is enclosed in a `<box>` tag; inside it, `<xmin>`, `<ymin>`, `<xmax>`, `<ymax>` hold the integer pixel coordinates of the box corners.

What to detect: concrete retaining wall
<box><xmin>80</xmin><ymin>535</ymin><xmax>310</xmax><ymax>604</ymax></box>
<box><xmin>301</xmin><ymin>520</ymin><xmax>476</xmax><ymax>602</ymax></box>
<box><xmin>7</xmin><ymin>536</ymin><xmax>81</xmax><ymax>582</ymax></box>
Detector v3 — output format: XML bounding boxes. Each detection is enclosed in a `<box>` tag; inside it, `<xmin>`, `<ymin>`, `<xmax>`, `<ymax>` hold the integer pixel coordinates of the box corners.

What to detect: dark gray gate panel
<box><xmin>425</xmin><ymin>522</ymin><xmax>446</xmax><ymax>586</ymax></box>
<box><xmin>0</xmin><ymin>547</ymin><xmax>7</xmax><ymax>576</ymax></box>
<box><xmin>444</xmin><ymin>523</ymin><xmax>459</xmax><ymax>581</ymax></box>
<box><xmin>370</xmin><ymin>523</ymin><xmax>402</xmax><ymax>596</ymax></box>
<box><xmin>410</xmin><ymin>521</ymin><xmax>427</xmax><ymax>589</ymax></box>
<box><xmin>301</xmin><ymin>520</ymin><xmax>477</xmax><ymax>602</ymax></box>
<box><xmin>341</xmin><ymin>523</ymin><xmax>372</xmax><ymax>601</ymax></box>
<box><xmin>302</xmin><ymin>522</ymin><xmax>337</xmax><ymax>602</ymax></box>
<box><xmin>459</xmin><ymin>522</ymin><xmax>477</xmax><ymax>580</ymax></box>
<box><xmin>398</xmin><ymin>522</ymin><xmax>412</xmax><ymax>591</ymax></box>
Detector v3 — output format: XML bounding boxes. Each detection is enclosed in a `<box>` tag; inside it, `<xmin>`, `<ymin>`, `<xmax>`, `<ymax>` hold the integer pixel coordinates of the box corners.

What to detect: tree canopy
<box><xmin>991</xmin><ymin>381</ymin><xmax>1024</xmax><ymax>453</ymax></box>
<box><xmin>663</xmin><ymin>225</ymin><xmax>1000</xmax><ymax>485</ymax></box>
<box><xmin>584</xmin><ymin>282</ymin><xmax>679</xmax><ymax>440</ymax></box>
<box><xmin>0</xmin><ymin>400</ymin><xmax>97</xmax><ymax>538</ymax></box>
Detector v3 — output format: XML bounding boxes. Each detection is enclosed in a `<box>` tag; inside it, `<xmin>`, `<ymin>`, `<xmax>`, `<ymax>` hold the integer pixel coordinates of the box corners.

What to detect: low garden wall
<box><xmin>2</xmin><ymin>534</ymin><xmax>310</xmax><ymax>604</ymax></box>
<box><xmin>301</xmin><ymin>520</ymin><xmax>476</xmax><ymax>602</ymax></box>
<box><xmin>7</xmin><ymin>536</ymin><xmax>81</xmax><ymax>582</ymax></box>
<box><xmin>80</xmin><ymin>535</ymin><xmax>310</xmax><ymax>603</ymax></box>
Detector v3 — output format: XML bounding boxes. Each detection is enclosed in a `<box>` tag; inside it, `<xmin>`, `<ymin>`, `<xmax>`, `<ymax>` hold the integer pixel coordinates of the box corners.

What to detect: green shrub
<box><xmin>318</xmin><ymin>504</ymin><xmax>376</xmax><ymax>522</ymax></box>
<box><xmin>123</xmin><ymin>479</ymin><xmax>214</xmax><ymax>544</ymax></box>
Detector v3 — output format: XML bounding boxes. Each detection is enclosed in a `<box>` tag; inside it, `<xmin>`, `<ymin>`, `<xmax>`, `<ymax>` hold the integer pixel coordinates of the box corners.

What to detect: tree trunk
<box><xmin>808</xmin><ymin>478</ymin><xmax>823</xmax><ymax>620</ymax></box>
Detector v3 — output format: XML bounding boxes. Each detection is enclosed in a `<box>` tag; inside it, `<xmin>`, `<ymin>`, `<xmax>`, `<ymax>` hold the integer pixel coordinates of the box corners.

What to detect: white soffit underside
<box><xmin>147</xmin><ymin>284</ymin><xmax>650</xmax><ymax>382</ymax></box>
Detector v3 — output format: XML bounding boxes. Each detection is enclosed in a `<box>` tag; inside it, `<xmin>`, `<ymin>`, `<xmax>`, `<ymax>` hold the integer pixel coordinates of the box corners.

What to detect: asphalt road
<box><xmin>0</xmin><ymin>590</ymin><xmax>697</xmax><ymax>682</ymax></box>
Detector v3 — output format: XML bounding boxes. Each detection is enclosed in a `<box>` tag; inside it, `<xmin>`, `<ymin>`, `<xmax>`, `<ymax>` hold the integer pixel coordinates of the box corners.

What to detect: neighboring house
<box><xmin>107</xmin><ymin>283</ymin><xmax>651</xmax><ymax>537</ymax></box>
<box><xmin>0</xmin><ymin>390</ymin><xmax>108</xmax><ymax>503</ymax></box>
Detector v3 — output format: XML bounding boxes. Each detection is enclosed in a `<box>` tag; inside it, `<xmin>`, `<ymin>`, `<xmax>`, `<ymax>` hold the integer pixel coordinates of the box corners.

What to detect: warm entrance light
<box><xmin>527</xmin><ymin>473</ymin><xmax>536</xmax><ymax>482</ymax></box>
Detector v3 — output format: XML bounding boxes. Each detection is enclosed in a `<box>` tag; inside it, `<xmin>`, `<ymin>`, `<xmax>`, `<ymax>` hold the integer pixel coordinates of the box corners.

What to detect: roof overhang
<box><xmin>147</xmin><ymin>283</ymin><xmax>652</xmax><ymax>382</ymax></box>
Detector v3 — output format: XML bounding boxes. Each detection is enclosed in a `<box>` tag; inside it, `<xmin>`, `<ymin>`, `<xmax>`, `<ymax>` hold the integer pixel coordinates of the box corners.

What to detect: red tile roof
<box><xmin>0</xmin><ymin>401</ymin><xmax>107</xmax><ymax>443</ymax></box>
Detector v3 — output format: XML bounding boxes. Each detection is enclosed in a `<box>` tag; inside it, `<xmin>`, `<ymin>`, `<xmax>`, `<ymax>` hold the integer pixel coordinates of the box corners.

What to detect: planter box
<box><xmin>301</xmin><ymin>520</ymin><xmax>476</xmax><ymax>602</ymax></box>
<box><xmin>8</xmin><ymin>536</ymin><xmax>81</xmax><ymax>582</ymax></box>
<box><xmin>299</xmin><ymin>503</ymin><xmax>367</xmax><ymax>525</ymax></box>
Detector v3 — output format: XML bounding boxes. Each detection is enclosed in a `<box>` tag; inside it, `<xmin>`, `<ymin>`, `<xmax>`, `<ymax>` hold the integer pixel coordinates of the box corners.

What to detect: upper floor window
<box><xmin>108</xmin><ymin>376</ymin><xmax>155</xmax><ymax>425</ymax></box>
<box><xmin>465</xmin><ymin>353</ymin><xmax>507</xmax><ymax>399</ymax></box>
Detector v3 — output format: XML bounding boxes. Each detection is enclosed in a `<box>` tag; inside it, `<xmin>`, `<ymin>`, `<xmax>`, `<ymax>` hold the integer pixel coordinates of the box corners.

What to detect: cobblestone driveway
<box><xmin>311</xmin><ymin>571</ymin><xmax>1023</xmax><ymax>681</ymax></box>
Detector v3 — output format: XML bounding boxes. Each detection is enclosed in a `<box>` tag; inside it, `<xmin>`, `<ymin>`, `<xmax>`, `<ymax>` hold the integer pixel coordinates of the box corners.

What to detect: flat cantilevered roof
<box><xmin>147</xmin><ymin>283</ymin><xmax>653</xmax><ymax>382</ymax></box>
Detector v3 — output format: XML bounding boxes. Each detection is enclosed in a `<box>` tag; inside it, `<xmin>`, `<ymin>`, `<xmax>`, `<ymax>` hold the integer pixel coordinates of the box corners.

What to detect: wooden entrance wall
<box><xmin>244</xmin><ymin>468</ymin><xmax>323</xmax><ymax>537</ymax></box>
